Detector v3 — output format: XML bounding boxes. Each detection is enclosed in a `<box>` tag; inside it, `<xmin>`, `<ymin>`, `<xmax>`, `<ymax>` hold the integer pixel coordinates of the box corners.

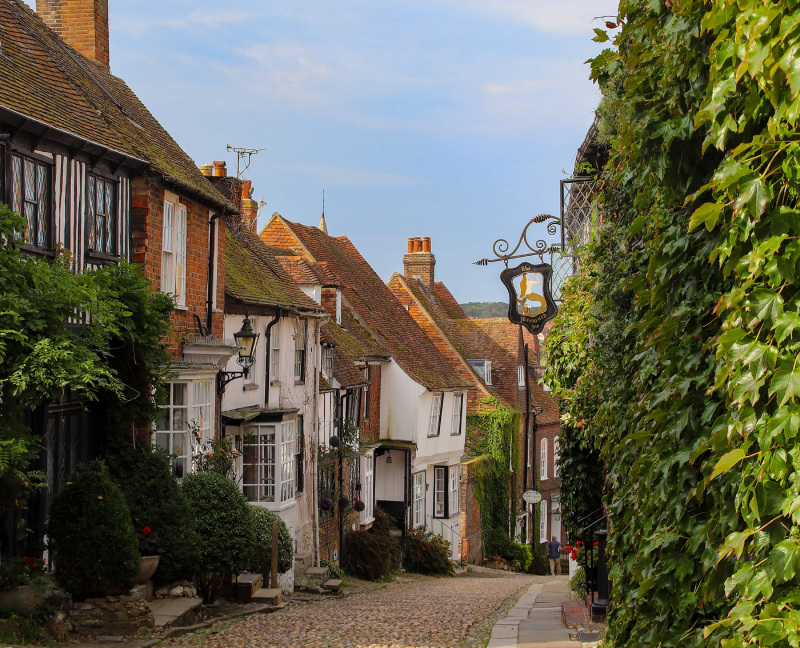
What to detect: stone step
<box><xmin>235</xmin><ymin>573</ymin><xmax>262</xmax><ymax>603</ymax></box>
<box><xmin>147</xmin><ymin>598</ymin><xmax>204</xmax><ymax>629</ymax></box>
<box><xmin>299</xmin><ymin>566</ymin><xmax>329</xmax><ymax>592</ymax></box>
<box><xmin>293</xmin><ymin>552</ymin><xmax>314</xmax><ymax>588</ymax></box>
<box><xmin>251</xmin><ymin>588</ymin><xmax>283</xmax><ymax>605</ymax></box>
<box><xmin>321</xmin><ymin>579</ymin><xmax>342</xmax><ymax>594</ymax></box>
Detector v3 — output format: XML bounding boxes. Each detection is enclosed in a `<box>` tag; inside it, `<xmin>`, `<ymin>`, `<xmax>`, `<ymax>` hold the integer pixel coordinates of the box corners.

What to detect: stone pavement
<box><xmin>166</xmin><ymin>571</ymin><xmax>555</xmax><ymax>648</ymax></box>
<box><xmin>488</xmin><ymin>579</ymin><xmax>572</xmax><ymax>648</ymax></box>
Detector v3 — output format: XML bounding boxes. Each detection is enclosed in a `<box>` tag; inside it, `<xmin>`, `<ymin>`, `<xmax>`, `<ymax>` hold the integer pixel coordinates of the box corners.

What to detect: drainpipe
<box><xmin>263</xmin><ymin>310</ymin><xmax>282</xmax><ymax>408</ymax></box>
<box><xmin>524</xmin><ymin>343</ymin><xmax>531</xmax><ymax>543</ymax></box>
<box><xmin>338</xmin><ymin>391</ymin><xmax>346</xmax><ymax>565</ymax></box>
<box><xmin>206</xmin><ymin>213</ymin><xmax>226</xmax><ymax>335</ymax></box>
<box><xmin>313</xmin><ymin>321</ymin><xmax>322</xmax><ymax>567</ymax></box>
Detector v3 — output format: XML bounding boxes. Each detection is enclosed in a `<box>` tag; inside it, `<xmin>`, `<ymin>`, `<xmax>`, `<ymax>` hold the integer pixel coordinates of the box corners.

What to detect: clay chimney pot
<box><xmin>414</xmin><ymin>237</ymin><xmax>422</xmax><ymax>253</ymax></box>
<box><xmin>213</xmin><ymin>161</ymin><xmax>227</xmax><ymax>177</ymax></box>
<box><xmin>241</xmin><ymin>179</ymin><xmax>252</xmax><ymax>200</ymax></box>
<box><xmin>422</xmin><ymin>237</ymin><xmax>431</xmax><ymax>253</ymax></box>
<box><xmin>407</xmin><ymin>238</ymin><xmax>414</xmax><ymax>253</ymax></box>
<box><xmin>199</xmin><ymin>163</ymin><xmax>213</xmax><ymax>177</ymax></box>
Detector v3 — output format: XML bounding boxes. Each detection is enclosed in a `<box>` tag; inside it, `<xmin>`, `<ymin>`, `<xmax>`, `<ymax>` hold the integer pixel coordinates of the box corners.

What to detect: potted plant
<box><xmin>136</xmin><ymin>526</ymin><xmax>165</xmax><ymax>584</ymax></box>
<box><xmin>0</xmin><ymin>557</ymin><xmax>53</xmax><ymax>615</ymax></box>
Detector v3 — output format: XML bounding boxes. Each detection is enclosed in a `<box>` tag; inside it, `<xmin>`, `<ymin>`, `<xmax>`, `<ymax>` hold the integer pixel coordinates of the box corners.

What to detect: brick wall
<box><xmin>37</xmin><ymin>0</ymin><xmax>110</xmax><ymax>68</ymax></box>
<box><xmin>260</xmin><ymin>215</ymin><xmax>299</xmax><ymax>250</ymax></box>
<box><xmin>130</xmin><ymin>177</ymin><xmax>225</xmax><ymax>358</ymax></box>
<box><xmin>360</xmin><ymin>365</ymin><xmax>381</xmax><ymax>444</ymax></box>
<box><xmin>321</xmin><ymin>287</ymin><xmax>337</xmax><ymax>320</ymax></box>
<box><xmin>402</xmin><ymin>252</ymin><xmax>435</xmax><ymax>290</ymax></box>
<box><xmin>459</xmin><ymin>458</ymin><xmax>483</xmax><ymax>563</ymax></box>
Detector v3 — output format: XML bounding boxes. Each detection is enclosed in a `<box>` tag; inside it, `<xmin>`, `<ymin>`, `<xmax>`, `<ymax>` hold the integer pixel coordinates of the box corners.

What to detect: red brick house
<box><xmin>0</xmin><ymin>0</ymin><xmax>237</xmax><ymax>554</ymax></box>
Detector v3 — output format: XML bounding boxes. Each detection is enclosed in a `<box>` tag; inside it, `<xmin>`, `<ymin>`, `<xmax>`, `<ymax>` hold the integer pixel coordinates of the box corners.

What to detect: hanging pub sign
<box><xmin>500</xmin><ymin>261</ymin><xmax>558</xmax><ymax>335</ymax></box>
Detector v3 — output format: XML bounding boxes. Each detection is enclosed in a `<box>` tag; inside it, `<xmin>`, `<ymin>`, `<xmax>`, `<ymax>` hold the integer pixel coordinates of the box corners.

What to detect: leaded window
<box><xmin>12</xmin><ymin>154</ymin><xmax>49</xmax><ymax>248</ymax></box>
<box><xmin>86</xmin><ymin>176</ymin><xmax>116</xmax><ymax>255</ymax></box>
<box><xmin>412</xmin><ymin>471</ymin><xmax>426</xmax><ymax>527</ymax></box>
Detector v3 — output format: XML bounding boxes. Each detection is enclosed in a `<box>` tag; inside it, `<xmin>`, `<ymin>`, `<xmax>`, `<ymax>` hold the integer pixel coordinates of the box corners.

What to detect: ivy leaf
<box><xmin>688</xmin><ymin>202</ymin><xmax>724</xmax><ymax>232</ymax></box>
<box><xmin>735</xmin><ymin>176</ymin><xmax>770</xmax><ymax>219</ymax></box>
<box><xmin>769</xmin><ymin>367</ymin><xmax>800</xmax><ymax>405</ymax></box>
<box><xmin>720</xmin><ymin>530</ymin><xmax>756</xmax><ymax>560</ymax></box>
<box><xmin>773</xmin><ymin>311</ymin><xmax>800</xmax><ymax>343</ymax></box>
<box><xmin>592</xmin><ymin>28</ymin><xmax>609</xmax><ymax>43</ymax></box>
<box><xmin>710</xmin><ymin>448</ymin><xmax>747</xmax><ymax>481</ymax></box>
<box><xmin>778</xmin><ymin>42</ymin><xmax>800</xmax><ymax>98</ymax></box>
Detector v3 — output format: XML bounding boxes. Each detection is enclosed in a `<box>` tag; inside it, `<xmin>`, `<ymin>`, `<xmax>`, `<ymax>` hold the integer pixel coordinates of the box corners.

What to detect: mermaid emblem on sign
<box><xmin>513</xmin><ymin>272</ymin><xmax>547</xmax><ymax>317</ymax></box>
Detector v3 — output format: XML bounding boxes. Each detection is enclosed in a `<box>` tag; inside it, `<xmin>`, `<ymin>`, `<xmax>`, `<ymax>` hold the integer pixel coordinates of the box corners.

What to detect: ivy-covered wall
<box><xmin>546</xmin><ymin>1</ymin><xmax>800</xmax><ymax>646</ymax></box>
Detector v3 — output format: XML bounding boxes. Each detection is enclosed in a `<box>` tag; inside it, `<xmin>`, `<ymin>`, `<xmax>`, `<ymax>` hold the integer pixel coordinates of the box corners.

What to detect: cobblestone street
<box><xmin>166</xmin><ymin>573</ymin><xmax>560</xmax><ymax>648</ymax></box>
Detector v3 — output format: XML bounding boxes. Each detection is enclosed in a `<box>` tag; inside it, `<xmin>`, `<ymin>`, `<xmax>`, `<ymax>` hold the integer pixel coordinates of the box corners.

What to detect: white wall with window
<box><xmin>428</xmin><ymin>393</ymin><xmax>443</xmax><ymax>437</ymax></box>
<box><xmin>412</xmin><ymin>471</ymin><xmax>425</xmax><ymax>527</ymax></box>
<box><xmin>242</xmin><ymin>420</ymin><xmax>298</xmax><ymax>511</ymax></box>
<box><xmin>156</xmin><ymin>379</ymin><xmax>214</xmax><ymax>478</ymax></box>
<box><xmin>540</xmin><ymin>438</ymin><xmax>548</xmax><ymax>480</ymax></box>
<box><xmin>160</xmin><ymin>191</ymin><xmax>187</xmax><ymax>306</ymax></box>
<box><xmin>448</xmin><ymin>464</ymin><xmax>459</xmax><ymax>517</ymax></box>
<box><xmin>451</xmin><ymin>393</ymin><xmax>463</xmax><ymax>435</ymax></box>
<box><xmin>294</xmin><ymin>318</ymin><xmax>307</xmax><ymax>382</ymax></box>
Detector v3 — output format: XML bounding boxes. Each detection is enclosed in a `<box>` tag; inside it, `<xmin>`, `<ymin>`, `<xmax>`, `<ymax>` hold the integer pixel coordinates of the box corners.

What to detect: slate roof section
<box><xmin>262</xmin><ymin>216</ymin><xmax>470</xmax><ymax>391</ymax></box>
<box><xmin>225</xmin><ymin>228</ymin><xmax>327</xmax><ymax>314</ymax></box>
<box><xmin>0</xmin><ymin>0</ymin><xmax>234</xmax><ymax>211</ymax></box>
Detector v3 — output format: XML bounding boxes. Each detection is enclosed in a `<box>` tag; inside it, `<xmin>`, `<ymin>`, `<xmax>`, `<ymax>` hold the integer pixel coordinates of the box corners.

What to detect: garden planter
<box><xmin>0</xmin><ymin>585</ymin><xmax>43</xmax><ymax>615</ymax></box>
<box><xmin>137</xmin><ymin>556</ymin><xmax>160</xmax><ymax>584</ymax></box>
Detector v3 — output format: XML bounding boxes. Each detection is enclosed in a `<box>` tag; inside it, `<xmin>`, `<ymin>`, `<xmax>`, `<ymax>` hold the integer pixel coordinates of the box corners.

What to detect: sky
<box><xmin>26</xmin><ymin>0</ymin><xmax>619</xmax><ymax>303</ymax></box>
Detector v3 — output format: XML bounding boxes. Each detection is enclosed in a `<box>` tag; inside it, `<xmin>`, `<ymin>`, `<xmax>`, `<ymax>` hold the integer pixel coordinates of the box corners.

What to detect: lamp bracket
<box><xmin>217</xmin><ymin>368</ymin><xmax>249</xmax><ymax>395</ymax></box>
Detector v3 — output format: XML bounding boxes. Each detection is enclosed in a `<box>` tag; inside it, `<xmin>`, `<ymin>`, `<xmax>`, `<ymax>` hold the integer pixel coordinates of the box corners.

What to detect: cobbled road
<box><xmin>167</xmin><ymin>572</ymin><xmax>553</xmax><ymax>648</ymax></box>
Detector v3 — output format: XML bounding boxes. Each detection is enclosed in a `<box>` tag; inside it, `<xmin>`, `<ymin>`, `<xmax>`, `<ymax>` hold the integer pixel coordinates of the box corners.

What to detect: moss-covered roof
<box><xmin>0</xmin><ymin>0</ymin><xmax>234</xmax><ymax>211</ymax></box>
<box><xmin>225</xmin><ymin>228</ymin><xmax>327</xmax><ymax>313</ymax></box>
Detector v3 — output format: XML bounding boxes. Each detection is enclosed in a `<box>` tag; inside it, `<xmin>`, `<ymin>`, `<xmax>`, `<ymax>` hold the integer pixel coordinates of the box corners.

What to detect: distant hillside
<box><xmin>459</xmin><ymin>302</ymin><xmax>507</xmax><ymax>318</ymax></box>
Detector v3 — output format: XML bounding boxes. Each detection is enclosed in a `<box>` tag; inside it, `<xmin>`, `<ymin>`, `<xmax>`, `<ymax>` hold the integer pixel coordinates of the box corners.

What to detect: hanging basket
<box><xmin>320</xmin><ymin>498</ymin><xmax>334</xmax><ymax>511</ymax></box>
<box><xmin>338</xmin><ymin>496</ymin><xmax>350</xmax><ymax>509</ymax></box>
<box><xmin>354</xmin><ymin>500</ymin><xmax>366</xmax><ymax>512</ymax></box>
<box><xmin>329</xmin><ymin>435</ymin><xmax>340</xmax><ymax>448</ymax></box>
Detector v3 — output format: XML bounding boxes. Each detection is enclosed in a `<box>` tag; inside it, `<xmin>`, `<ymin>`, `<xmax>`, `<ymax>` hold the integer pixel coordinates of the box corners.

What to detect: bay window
<box><xmin>156</xmin><ymin>380</ymin><xmax>214</xmax><ymax>478</ymax></box>
<box><xmin>243</xmin><ymin>420</ymin><xmax>299</xmax><ymax>506</ymax></box>
<box><xmin>363</xmin><ymin>366</ymin><xmax>370</xmax><ymax>419</ymax></box>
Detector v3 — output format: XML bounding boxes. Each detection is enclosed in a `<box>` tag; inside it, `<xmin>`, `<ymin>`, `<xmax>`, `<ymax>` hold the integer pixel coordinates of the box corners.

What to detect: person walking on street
<box><xmin>548</xmin><ymin>535</ymin><xmax>561</xmax><ymax>575</ymax></box>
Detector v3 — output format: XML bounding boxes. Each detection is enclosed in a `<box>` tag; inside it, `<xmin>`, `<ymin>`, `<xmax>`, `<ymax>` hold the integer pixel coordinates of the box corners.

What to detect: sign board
<box><xmin>523</xmin><ymin>490</ymin><xmax>542</xmax><ymax>504</ymax></box>
<box><xmin>501</xmin><ymin>261</ymin><xmax>558</xmax><ymax>335</ymax></box>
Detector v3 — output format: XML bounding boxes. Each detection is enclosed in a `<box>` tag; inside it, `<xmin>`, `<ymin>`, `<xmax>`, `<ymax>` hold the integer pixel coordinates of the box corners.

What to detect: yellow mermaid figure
<box><xmin>516</xmin><ymin>273</ymin><xmax>547</xmax><ymax>317</ymax></box>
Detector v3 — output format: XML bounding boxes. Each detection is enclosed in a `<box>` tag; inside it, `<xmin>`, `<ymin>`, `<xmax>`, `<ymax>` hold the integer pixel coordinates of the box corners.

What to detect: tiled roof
<box><xmin>322</xmin><ymin>311</ymin><xmax>390</xmax><ymax>363</ymax></box>
<box><xmin>276</xmin><ymin>256</ymin><xmax>324</xmax><ymax>285</ymax></box>
<box><xmin>261</xmin><ymin>216</ymin><xmax>470</xmax><ymax>391</ymax></box>
<box><xmin>225</xmin><ymin>228</ymin><xmax>327</xmax><ymax>314</ymax></box>
<box><xmin>320</xmin><ymin>329</ymin><xmax>369</xmax><ymax>388</ymax></box>
<box><xmin>433</xmin><ymin>282</ymin><xmax>469</xmax><ymax>320</ymax></box>
<box><xmin>0</xmin><ymin>0</ymin><xmax>234</xmax><ymax>211</ymax></box>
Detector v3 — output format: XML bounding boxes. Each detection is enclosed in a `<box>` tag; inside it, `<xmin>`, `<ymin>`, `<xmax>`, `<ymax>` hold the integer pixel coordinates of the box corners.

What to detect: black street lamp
<box><xmin>218</xmin><ymin>312</ymin><xmax>260</xmax><ymax>394</ymax></box>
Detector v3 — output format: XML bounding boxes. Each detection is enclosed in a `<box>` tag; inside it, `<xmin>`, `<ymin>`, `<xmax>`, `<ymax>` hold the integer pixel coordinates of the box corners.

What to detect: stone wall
<box><xmin>67</xmin><ymin>592</ymin><xmax>154</xmax><ymax>637</ymax></box>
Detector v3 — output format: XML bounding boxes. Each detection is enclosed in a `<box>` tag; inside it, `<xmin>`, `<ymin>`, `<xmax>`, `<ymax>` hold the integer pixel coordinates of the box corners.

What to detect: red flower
<box><xmin>564</xmin><ymin>545</ymin><xmax>573</xmax><ymax>552</ymax></box>
<box><xmin>32</xmin><ymin>564</ymin><xmax>38</xmax><ymax>570</ymax></box>
<box><xmin>593</xmin><ymin>541</ymin><xmax>599</xmax><ymax>546</ymax></box>
<box><xmin>25</xmin><ymin>557</ymin><xmax>34</xmax><ymax>564</ymax></box>
<box><xmin>570</xmin><ymin>551</ymin><xmax>577</xmax><ymax>560</ymax></box>
<box><xmin>142</xmin><ymin>526</ymin><xmax>152</xmax><ymax>536</ymax></box>
<box><xmin>576</xmin><ymin>541</ymin><xmax>582</xmax><ymax>546</ymax></box>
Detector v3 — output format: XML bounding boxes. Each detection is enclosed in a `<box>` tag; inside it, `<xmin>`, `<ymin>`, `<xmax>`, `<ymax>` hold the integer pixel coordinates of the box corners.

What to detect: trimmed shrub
<box><xmin>403</xmin><ymin>526</ymin><xmax>455</xmax><ymax>576</ymax></box>
<box><xmin>569</xmin><ymin>566</ymin><xmax>586</xmax><ymax>600</ymax></box>
<box><xmin>182</xmin><ymin>472</ymin><xmax>254</xmax><ymax>602</ymax></box>
<box><xmin>342</xmin><ymin>507</ymin><xmax>401</xmax><ymax>581</ymax></box>
<box><xmin>249</xmin><ymin>506</ymin><xmax>293</xmax><ymax>575</ymax></box>
<box><xmin>107</xmin><ymin>444</ymin><xmax>200</xmax><ymax>584</ymax></box>
<box><xmin>47</xmin><ymin>460</ymin><xmax>139</xmax><ymax>600</ymax></box>
<box><xmin>505</xmin><ymin>542</ymin><xmax>532</xmax><ymax>573</ymax></box>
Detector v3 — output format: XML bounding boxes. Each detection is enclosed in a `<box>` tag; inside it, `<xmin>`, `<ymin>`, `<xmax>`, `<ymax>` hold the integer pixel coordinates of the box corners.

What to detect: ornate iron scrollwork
<box><xmin>474</xmin><ymin>214</ymin><xmax>561</xmax><ymax>266</ymax></box>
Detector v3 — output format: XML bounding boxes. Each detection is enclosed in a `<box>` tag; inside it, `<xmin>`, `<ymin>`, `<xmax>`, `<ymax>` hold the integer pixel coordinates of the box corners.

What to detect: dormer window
<box><xmin>324</xmin><ymin>346</ymin><xmax>334</xmax><ymax>380</ymax></box>
<box><xmin>468</xmin><ymin>360</ymin><xmax>492</xmax><ymax>386</ymax></box>
<box><xmin>517</xmin><ymin>366</ymin><xmax>525</xmax><ymax>388</ymax></box>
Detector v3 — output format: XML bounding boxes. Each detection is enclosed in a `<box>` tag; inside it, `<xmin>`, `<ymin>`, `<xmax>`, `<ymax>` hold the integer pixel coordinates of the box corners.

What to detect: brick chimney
<box><xmin>240</xmin><ymin>179</ymin><xmax>259</xmax><ymax>234</ymax></box>
<box><xmin>403</xmin><ymin>236</ymin><xmax>435</xmax><ymax>290</ymax></box>
<box><xmin>37</xmin><ymin>0</ymin><xmax>110</xmax><ymax>69</ymax></box>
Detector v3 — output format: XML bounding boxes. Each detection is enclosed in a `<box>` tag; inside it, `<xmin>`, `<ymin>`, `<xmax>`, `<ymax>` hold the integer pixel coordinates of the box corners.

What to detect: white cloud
<box><xmin>454</xmin><ymin>0</ymin><xmax>620</xmax><ymax>35</ymax></box>
<box><xmin>272</xmin><ymin>164</ymin><xmax>425</xmax><ymax>188</ymax></box>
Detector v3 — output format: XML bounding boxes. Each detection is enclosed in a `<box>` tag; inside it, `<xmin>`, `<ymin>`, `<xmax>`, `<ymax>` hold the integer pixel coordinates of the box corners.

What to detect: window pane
<box><xmin>24</xmin><ymin>159</ymin><xmax>34</xmax><ymax>201</ymax></box>
<box><xmin>173</xmin><ymin>383</ymin><xmax>187</xmax><ymax>405</ymax></box>
<box><xmin>106</xmin><ymin>181</ymin><xmax>116</xmax><ymax>254</ymax></box>
<box><xmin>172</xmin><ymin>407</ymin><xmax>187</xmax><ymax>431</ymax></box>
<box><xmin>156</xmin><ymin>408</ymin><xmax>170</xmax><ymax>431</ymax></box>
<box><xmin>12</xmin><ymin>156</ymin><xmax>22</xmax><ymax>216</ymax></box>
<box><xmin>37</xmin><ymin>165</ymin><xmax>47</xmax><ymax>246</ymax></box>
<box><xmin>87</xmin><ymin>178</ymin><xmax>96</xmax><ymax>249</ymax></box>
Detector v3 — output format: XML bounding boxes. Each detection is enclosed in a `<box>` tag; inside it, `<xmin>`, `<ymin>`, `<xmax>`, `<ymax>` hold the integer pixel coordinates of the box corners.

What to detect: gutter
<box><xmin>264</xmin><ymin>310</ymin><xmax>282</xmax><ymax>408</ymax></box>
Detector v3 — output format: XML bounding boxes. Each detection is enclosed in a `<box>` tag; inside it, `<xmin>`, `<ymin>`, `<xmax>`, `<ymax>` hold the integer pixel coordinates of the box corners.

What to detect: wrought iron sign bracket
<box><xmin>473</xmin><ymin>214</ymin><xmax>562</xmax><ymax>267</ymax></box>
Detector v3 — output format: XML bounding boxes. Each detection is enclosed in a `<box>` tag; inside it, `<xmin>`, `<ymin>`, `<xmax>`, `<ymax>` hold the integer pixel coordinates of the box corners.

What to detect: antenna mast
<box><xmin>226</xmin><ymin>144</ymin><xmax>267</xmax><ymax>178</ymax></box>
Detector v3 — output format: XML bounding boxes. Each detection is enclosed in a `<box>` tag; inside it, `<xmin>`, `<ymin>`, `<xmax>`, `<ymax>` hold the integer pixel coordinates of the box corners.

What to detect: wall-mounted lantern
<box><xmin>218</xmin><ymin>312</ymin><xmax>260</xmax><ymax>394</ymax></box>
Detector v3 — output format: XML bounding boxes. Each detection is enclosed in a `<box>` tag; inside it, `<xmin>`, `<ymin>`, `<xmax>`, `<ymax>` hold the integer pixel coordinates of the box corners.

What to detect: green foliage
<box><xmin>459</xmin><ymin>302</ymin><xmax>508</xmax><ymax>318</ymax></box>
<box><xmin>0</xmin><ymin>608</ymin><xmax>52</xmax><ymax>645</ymax></box>
<box><xmin>403</xmin><ymin>526</ymin><xmax>455</xmax><ymax>576</ymax></box>
<box><xmin>545</xmin><ymin>1</ymin><xmax>800</xmax><ymax>646</ymax></box>
<box><xmin>505</xmin><ymin>541</ymin><xmax>532</xmax><ymax>573</ymax></box>
<box><xmin>0</xmin><ymin>557</ymin><xmax>51</xmax><ymax>591</ymax></box>
<box><xmin>182</xmin><ymin>472</ymin><xmax>255</xmax><ymax>602</ymax></box>
<box><xmin>47</xmin><ymin>460</ymin><xmax>139</xmax><ymax>600</ymax></box>
<box><xmin>107</xmin><ymin>445</ymin><xmax>199</xmax><ymax>584</ymax></box>
<box><xmin>321</xmin><ymin>558</ymin><xmax>345</xmax><ymax>581</ymax></box>
<box><xmin>570</xmin><ymin>566</ymin><xmax>587</xmax><ymax>601</ymax></box>
<box><xmin>466</xmin><ymin>398</ymin><xmax>520</xmax><ymax>558</ymax></box>
<box><xmin>342</xmin><ymin>507</ymin><xmax>401</xmax><ymax>581</ymax></box>
<box><xmin>249</xmin><ymin>506</ymin><xmax>293</xmax><ymax>575</ymax></box>
<box><xmin>191</xmin><ymin>423</ymin><xmax>238</xmax><ymax>480</ymax></box>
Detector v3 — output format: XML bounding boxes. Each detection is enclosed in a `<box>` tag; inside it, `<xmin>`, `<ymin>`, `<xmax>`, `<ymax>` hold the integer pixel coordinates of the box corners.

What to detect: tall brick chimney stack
<box><xmin>240</xmin><ymin>180</ymin><xmax>259</xmax><ymax>234</ymax></box>
<box><xmin>403</xmin><ymin>236</ymin><xmax>436</xmax><ymax>290</ymax></box>
<box><xmin>37</xmin><ymin>0</ymin><xmax>111</xmax><ymax>69</ymax></box>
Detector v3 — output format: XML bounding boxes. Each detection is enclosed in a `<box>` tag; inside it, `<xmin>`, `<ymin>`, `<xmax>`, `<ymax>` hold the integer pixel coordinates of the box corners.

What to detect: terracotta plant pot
<box><xmin>0</xmin><ymin>584</ymin><xmax>43</xmax><ymax>616</ymax></box>
<box><xmin>137</xmin><ymin>556</ymin><xmax>160</xmax><ymax>584</ymax></box>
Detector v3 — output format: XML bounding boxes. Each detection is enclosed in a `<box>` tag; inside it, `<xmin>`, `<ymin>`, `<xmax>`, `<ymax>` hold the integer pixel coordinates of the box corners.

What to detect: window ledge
<box><xmin>247</xmin><ymin>500</ymin><xmax>297</xmax><ymax>513</ymax></box>
<box><xmin>294</xmin><ymin>381</ymin><xmax>305</xmax><ymax>386</ymax></box>
<box><xmin>86</xmin><ymin>250</ymin><xmax>121</xmax><ymax>263</ymax></box>
<box><xmin>243</xmin><ymin>383</ymin><xmax>259</xmax><ymax>391</ymax></box>
<box><xmin>270</xmin><ymin>380</ymin><xmax>282</xmax><ymax>386</ymax></box>
<box><xmin>175</xmin><ymin>305</ymin><xmax>189</xmax><ymax>311</ymax></box>
<box><xmin>427</xmin><ymin>434</ymin><xmax>440</xmax><ymax>438</ymax></box>
<box><xmin>18</xmin><ymin>244</ymin><xmax>55</xmax><ymax>258</ymax></box>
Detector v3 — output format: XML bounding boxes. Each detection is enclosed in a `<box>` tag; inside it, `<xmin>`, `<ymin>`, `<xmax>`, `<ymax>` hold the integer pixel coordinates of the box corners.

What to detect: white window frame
<box><xmin>294</xmin><ymin>319</ymin><xmax>307</xmax><ymax>382</ymax></box>
<box><xmin>553</xmin><ymin>436</ymin><xmax>560</xmax><ymax>478</ymax></box>
<box><xmin>242</xmin><ymin>421</ymin><xmax>298</xmax><ymax>507</ymax></box>
<box><xmin>160</xmin><ymin>192</ymin><xmax>187</xmax><ymax>306</ymax></box>
<box><xmin>518</xmin><ymin>366</ymin><xmax>525</xmax><ymax>388</ymax></box>
<box><xmin>156</xmin><ymin>380</ymin><xmax>214</xmax><ymax>478</ymax></box>
<box><xmin>448</xmin><ymin>465</ymin><xmax>459</xmax><ymax>517</ymax></box>
<box><xmin>323</xmin><ymin>346</ymin><xmax>334</xmax><ymax>380</ymax></box>
<box><xmin>540</xmin><ymin>437</ymin><xmax>548</xmax><ymax>480</ymax></box>
<box><xmin>428</xmin><ymin>393</ymin><xmax>443</xmax><ymax>437</ymax></box>
<box><xmin>412</xmin><ymin>471</ymin><xmax>425</xmax><ymax>528</ymax></box>
<box><xmin>451</xmin><ymin>393</ymin><xmax>463</xmax><ymax>435</ymax></box>
<box><xmin>540</xmin><ymin>499</ymin><xmax>547</xmax><ymax>542</ymax></box>
<box><xmin>434</xmin><ymin>466</ymin><xmax>446</xmax><ymax>518</ymax></box>
<box><xmin>485</xmin><ymin>361</ymin><xmax>492</xmax><ymax>386</ymax></box>
<box><xmin>363</xmin><ymin>365</ymin><xmax>370</xmax><ymax>419</ymax></box>
<box><xmin>361</xmin><ymin>454</ymin><xmax>374</xmax><ymax>524</ymax></box>
<box><xmin>335</xmin><ymin>289</ymin><xmax>342</xmax><ymax>325</ymax></box>
<box><xmin>270</xmin><ymin>324</ymin><xmax>280</xmax><ymax>383</ymax></box>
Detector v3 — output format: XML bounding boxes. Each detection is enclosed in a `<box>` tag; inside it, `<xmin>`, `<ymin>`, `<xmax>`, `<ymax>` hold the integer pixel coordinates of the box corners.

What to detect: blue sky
<box><xmin>27</xmin><ymin>0</ymin><xmax>618</xmax><ymax>302</ymax></box>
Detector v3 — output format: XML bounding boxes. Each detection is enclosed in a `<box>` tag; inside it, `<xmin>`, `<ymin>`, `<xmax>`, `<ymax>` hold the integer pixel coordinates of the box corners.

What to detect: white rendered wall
<box><xmin>379</xmin><ymin>359</ymin><xmax>423</xmax><ymax>443</ymax></box>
